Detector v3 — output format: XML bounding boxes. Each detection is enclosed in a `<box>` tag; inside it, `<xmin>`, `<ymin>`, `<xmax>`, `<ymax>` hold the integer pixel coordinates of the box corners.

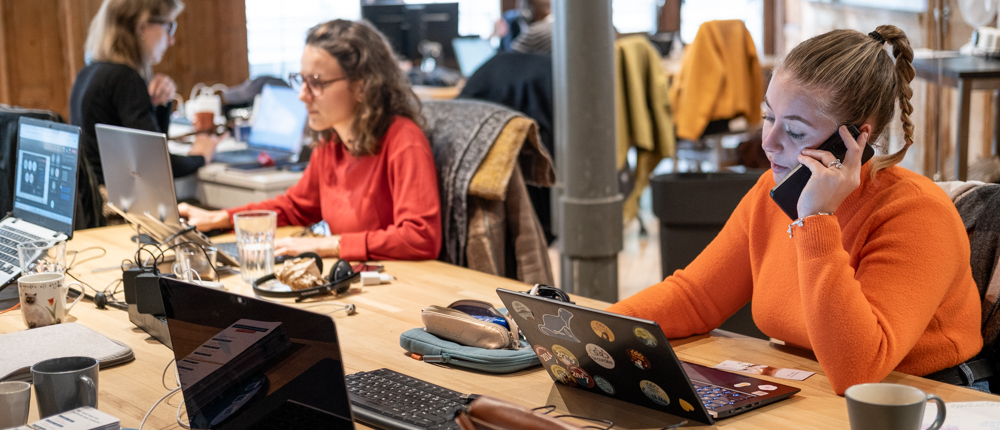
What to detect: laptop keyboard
<box><xmin>693</xmin><ymin>380</ymin><xmax>757</xmax><ymax>411</ymax></box>
<box><xmin>0</xmin><ymin>226</ymin><xmax>44</xmax><ymax>273</ymax></box>
<box><xmin>346</xmin><ymin>368</ymin><xmax>464</xmax><ymax>430</ymax></box>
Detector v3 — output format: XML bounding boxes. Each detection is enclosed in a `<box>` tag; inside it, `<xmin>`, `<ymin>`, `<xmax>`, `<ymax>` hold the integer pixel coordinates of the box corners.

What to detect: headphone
<box><xmin>252</xmin><ymin>252</ymin><xmax>360</xmax><ymax>301</ymax></box>
<box><xmin>528</xmin><ymin>284</ymin><xmax>574</xmax><ymax>303</ymax></box>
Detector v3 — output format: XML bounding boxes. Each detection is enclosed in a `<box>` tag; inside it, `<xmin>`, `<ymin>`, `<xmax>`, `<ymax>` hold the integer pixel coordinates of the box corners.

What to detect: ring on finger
<box><xmin>827</xmin><ymin>159</ymin><xmax>843</xmax><ymax>170</ymax></box>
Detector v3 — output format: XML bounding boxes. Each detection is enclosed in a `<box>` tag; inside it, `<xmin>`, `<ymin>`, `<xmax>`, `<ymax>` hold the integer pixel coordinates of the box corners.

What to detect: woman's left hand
<box><xmin>274</xmin><ymin>236</ymin><xmax>341</xmax><ymax>258</ymax></box>
<box><xmin>796</xmin><ymin>126</ymin><xmax>869</xmax><ymax>218</ymax></box>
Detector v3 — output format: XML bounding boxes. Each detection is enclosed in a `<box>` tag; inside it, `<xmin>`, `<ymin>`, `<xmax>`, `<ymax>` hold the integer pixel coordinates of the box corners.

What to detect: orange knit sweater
<box><xmin>608</xmin><ymin>164</ymin><xmax>983</xmax><ymax>394</ymax></box>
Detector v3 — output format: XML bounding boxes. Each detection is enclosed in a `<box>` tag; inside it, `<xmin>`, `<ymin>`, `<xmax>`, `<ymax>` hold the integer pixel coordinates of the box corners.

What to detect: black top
<box><xmin>69</xmin><ymin>61</ymin><xmax>204</xmax><ymax>185</ymax></box>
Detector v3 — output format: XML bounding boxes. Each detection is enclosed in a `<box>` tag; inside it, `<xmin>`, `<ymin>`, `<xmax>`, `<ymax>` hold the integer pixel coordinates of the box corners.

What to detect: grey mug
<box><xmin>845</xmin><ymin>383</ymin><xmax>946</xmax><ymax>430</ymax></box>
<box><xmin>30</xmin><ymin>356</ymin><xmax>99</xmax><ymax>418</ymax></box>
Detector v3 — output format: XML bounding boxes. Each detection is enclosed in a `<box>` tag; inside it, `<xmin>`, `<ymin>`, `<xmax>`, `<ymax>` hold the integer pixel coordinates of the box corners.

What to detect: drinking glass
<box><xmin>17</xmin><ymin>240</ymin><xmax>66</xmax><ymax>275</ymax></box>
<box><xmin>233</xmin><ymin>210</ymin><xmax>276</xmax><ymax>283</ymax></box>
<box><xmin>173</xmin><ymin>243</ymin><xmax>219</xmax><ymax>282</ymax></box>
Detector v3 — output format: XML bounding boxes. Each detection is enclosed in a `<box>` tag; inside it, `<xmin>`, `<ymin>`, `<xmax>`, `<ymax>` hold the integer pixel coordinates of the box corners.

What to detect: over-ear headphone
<box><xmin>252</xmin><ymin>252</ymin><xmax>360</xmax><ymax>300</ymax></box>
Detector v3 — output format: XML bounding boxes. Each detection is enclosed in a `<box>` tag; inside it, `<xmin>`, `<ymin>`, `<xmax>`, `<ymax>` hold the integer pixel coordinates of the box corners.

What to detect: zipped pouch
<box><xmin>421</xmin><ymin>299</ymin><xmax>521</xmax><ymax>350</ymax></box>
<box><xmin>399</xmin><ymin>328</ymin><xmax>539</xmax><ymax>374</ymax></box>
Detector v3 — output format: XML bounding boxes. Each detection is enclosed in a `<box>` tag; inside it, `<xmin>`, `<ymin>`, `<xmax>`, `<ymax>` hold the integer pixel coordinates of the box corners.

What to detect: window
<box><xmin>680</xmin><ymin>0</ymin><xmax>764</xmax><ymax>55</ymax></box>
<box><xmin>245</xmin><ymin>0</ymin><xmax>361</xmax><ymax>79</ymax></box>
<box><xmin>613</xmin><ymin>0</ymin><xmax>658</xmax><ymax>34</ymax></box>
<box><xmin>245</xmin><ymin>1</ymin><xmax>499</xmax><ymax>79</ymax></box>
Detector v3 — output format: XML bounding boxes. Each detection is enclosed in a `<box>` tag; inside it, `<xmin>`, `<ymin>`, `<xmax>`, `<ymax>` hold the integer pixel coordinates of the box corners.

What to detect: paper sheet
<box><xmin>921</xmin><ymin>401</ymin><xmax>1000</xmax><ymax>429</ymax></box>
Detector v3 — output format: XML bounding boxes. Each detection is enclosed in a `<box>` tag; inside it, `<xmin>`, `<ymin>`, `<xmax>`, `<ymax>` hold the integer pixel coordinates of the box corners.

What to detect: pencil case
<box><xmin>421</xmin><ymin>299</ymin><xmax>521</xmax><ymax>350</ymax></box>
<box><xmin>399</xmin><ymin>328</ymin><xmax>539</xmax><ymax>374</ymax></box>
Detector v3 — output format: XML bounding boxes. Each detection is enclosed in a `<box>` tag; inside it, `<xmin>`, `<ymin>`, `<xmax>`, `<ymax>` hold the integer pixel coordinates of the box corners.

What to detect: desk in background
<box><xmin>913</xmin><ymin>55</ymin><xmax>1000</xmax><ymax>180</ymax></box>
<box><xmin>0</xmin><ymin>224</ymin><xmax>996</xmax><ymax>429</ymax></box>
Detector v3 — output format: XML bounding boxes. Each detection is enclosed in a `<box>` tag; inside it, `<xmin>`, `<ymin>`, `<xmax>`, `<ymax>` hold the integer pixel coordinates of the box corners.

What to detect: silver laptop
<box><xmin>94</xmin><ymin>124</ymin><xmax>238</xmax><ymax>266</ymax></box>
<box><xmin>212</xmin><ymin>84</ymin><xmax>308</xmax><ymax>166</ymax></box>
<box><xmin>0</xmin><ymin>117</ymin><xmax>81</xmax><ymax>288</ymax></box>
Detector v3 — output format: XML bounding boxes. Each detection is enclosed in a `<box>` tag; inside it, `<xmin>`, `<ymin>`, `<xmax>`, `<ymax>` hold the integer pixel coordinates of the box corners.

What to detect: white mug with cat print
<box><xmin>17</xmin><ymin>273</ymin><xmax>83</xmax><ymax>329</ymax></box>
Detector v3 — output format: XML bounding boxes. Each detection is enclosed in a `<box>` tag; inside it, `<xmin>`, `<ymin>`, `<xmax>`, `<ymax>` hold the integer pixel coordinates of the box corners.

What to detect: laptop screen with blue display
<box><xmin>13</xmin><ymin>117</ymin><xmax>80</xmax><ymax>236</ymax></box>
<box><xmin>247</xmin><ymin>85</ymin><xmax>308</xmax><ymax>154</ymax></box>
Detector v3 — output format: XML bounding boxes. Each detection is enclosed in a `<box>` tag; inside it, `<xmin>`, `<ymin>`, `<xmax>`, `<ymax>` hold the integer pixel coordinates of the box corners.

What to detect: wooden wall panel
<box><xmin>0</xmin><ymin>0</ymin><xmax>248</xmax><ymax>120</ymax></box>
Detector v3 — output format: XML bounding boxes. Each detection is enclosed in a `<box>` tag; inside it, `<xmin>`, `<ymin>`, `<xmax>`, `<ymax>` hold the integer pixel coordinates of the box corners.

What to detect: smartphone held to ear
<box><xmin>769</xmin><ymin>125</ymin><xmax>875</xmax><ymax>220</ymax></box>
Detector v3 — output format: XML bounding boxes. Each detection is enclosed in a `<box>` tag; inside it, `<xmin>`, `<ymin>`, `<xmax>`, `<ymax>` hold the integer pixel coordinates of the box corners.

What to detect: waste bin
<box><xmin>650</xmin><ymin>171</ymin><xmax>767</xmax><ymax>339</ymax></box>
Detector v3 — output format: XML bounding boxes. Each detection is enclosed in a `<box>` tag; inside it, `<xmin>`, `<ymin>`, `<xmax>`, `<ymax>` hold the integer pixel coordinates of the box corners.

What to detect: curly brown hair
<box><xmin>779</xmin><ymin>25</ymin><xmax>915</xmax><ymax>178</ymax></box>
<box><xmin>305</xmin><ymin>19</ymin><xmax>423</xmax><ymax>156</ymax></box>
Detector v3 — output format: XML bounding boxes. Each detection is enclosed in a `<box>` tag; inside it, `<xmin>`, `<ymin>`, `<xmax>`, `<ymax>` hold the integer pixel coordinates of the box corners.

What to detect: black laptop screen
<box><xmin>159</xmin><ymin>278</ymin><xmax>354</xmax><ymax>429</ymax></box>
<box><xmin>12</xmin><ymin>117</ymin><xmax>79</xmax><ymax>237</ymax></box>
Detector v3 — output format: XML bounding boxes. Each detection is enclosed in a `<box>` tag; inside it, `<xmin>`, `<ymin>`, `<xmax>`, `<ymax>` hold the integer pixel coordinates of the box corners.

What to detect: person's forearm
<box><xmin>316</xmin><ymin>236</ymin><xmax>341</xmax><ymax>258</ymax></box>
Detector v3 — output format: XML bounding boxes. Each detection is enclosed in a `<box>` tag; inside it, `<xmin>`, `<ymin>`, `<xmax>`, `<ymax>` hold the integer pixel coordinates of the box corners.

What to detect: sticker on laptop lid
<box><xmin>534</xmin><ymin>345</ymin><xmax>555</xmax><ymax>364</ymax></box>
<box><xmin>585</xmin><ymin>343</ymin><xmax>615</xmax><ymax>369</ymax></box>
<box><xmin>568</xmin><ymin>365</ymin><xmax>595</xmax><ymax>388</ymax></box>
<box><xmin>626</xmin><ymin>349</ymin><xmax>651</xmax><ymax>370</ymax></box>
<box><xmin>590</xmin><ymin>320</ymin><xmax>615</xmax><ymax>342</ymax></box>
<box><xmin>640</xmin><ymin>380</ymin><xmax>670</xmax><ymax>406</ymax></box>
<box><xmin>734</xmin><ymin>382</ymin><xmax>751</xmax><ymax>388</ymax></box>
<box><xmin>758</xmin><ymin>385</ymin><xmax>777</xmax><ymax>391</ymax></box>
<box><xmin>551</xmin><ymin>344</ymin><xmax>578</xmax><ymax>366</ymax></box>
<box><xmin>679</xmin><ymin>398</ymin><xmax>695</xmax><ymax>412</ymax></box>
<box><xmin>511</xmin><ymin>301</ymin><xmax>534</xmax><ymax>320</ymax></box>
<box><xmin>633</xmin><ymin>327</ymin><xmax>658</xmax><ymax>347</ymax></box>
<box><xmin>752</xmin><ymin>391</ymin><xmax>769</xmax><ymax>396</ymax></box>
<box><xmin>539</xmin><ymin>308</ymin><xmax>580</xmax><ymax>343</ymax></box>
<box><xmin>551</xmin><ymin>365</ymin><xmax>577</xmax><ymax>387</ymax></box>
<box><xmin>594</xmin><ymin>376</ymin><xmax>615</xmax><ymax>394</ymax></box>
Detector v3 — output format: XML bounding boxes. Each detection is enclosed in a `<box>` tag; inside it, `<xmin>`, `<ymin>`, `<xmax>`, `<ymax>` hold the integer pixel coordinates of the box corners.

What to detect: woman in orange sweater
<box><xmin>609</xmin><ymin>26</ymin><xmax>985</xmax><ymax>394</ymax></box>
<box><xmin>179</xmin><ymin>20</ymin><xmax>441</xmax><ymax>261</ymax></box>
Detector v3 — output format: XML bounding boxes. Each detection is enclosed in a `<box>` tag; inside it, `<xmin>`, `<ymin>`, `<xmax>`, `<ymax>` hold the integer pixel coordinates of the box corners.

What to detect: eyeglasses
<box><xmin>289</xmin><ymin>72</ymin><xmax>348</xmax><ymax>97</ymax></box>
<box><xmin>148</xmin><ymin>17</ymin><xmax>177</xmax><ymax>37</ymax></box>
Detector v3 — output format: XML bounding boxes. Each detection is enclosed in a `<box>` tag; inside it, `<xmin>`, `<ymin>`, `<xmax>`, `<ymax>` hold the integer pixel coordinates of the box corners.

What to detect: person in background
<box><xmin>609</xmin><ymin>26</ymin><xmax>986</xmax><ymax>394</ymax></box>
<box><xmin>70</xmin><ymin>0</ymin><xmax>219</xmax><ymax>191</ymax></box>
<box><xmin>179</xmin><ymin>20</ymin><xmax>441</xmax><ymax>261</ymax></box>
<box><xmin>493</xmin><ymin>0</ymin><xmax>552</xmax><ymax>55</ymax></box>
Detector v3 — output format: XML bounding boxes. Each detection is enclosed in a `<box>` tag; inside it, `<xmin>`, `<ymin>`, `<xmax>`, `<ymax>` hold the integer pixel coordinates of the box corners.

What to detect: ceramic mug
<box><xmin>0</xmin><ymin>381</ymin><xmax>31</xmax><ymax>428</ymax></box>
<box><xmin>845</xmin><ymin>383</ymin><xmax>946</xmax><ymax>430</ymax></box>
<box><xmin>17</xmin><ymin>272</ymin><xmax>83</xmax><ymax>329</ymax></box>
<box><xmin>30</xmin><ymin>356</ymin><xmax>98</xmax><ymax>418</ymax></box>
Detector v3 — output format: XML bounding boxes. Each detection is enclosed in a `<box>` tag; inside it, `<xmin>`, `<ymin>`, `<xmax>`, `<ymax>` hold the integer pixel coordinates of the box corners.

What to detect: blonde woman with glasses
<box><xmin>180</xmin><ymin>20</ymin><xmax>442</xmax><ymax>262</ymax></box>
<box><xmin>70</xmin><ymin>0</ymin><xmax>219</xmax><ymax>206</ymax></box>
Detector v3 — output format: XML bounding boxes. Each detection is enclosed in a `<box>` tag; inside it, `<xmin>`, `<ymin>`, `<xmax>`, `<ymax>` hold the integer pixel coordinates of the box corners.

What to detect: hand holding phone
<box><xmin>769</xmin><ymin>125</ymin><xmax>874</xmax><ymax>220</ymax></box>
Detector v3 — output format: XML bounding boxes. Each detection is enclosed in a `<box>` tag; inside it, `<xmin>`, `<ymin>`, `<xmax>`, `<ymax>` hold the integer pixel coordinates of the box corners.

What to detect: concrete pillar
<box><xmin>551</xmin><ymin>0</ymin><xmax>622</xmax><ymax>302</ymax></box>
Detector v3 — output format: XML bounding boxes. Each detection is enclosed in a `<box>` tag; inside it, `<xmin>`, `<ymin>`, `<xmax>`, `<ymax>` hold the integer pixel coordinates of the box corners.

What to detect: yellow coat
<box><xmin>615</xmin><ymin>35</ymin><xmax>675</xmax><ymax>223</ymax></box>
<box><xmin>670</xmin><ymin>20</ymin><xmax>763</xmax><ymax>141</ymax></box>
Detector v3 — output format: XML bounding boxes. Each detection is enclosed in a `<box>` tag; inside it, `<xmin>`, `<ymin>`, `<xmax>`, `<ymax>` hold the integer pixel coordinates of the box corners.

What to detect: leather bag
<box><xmin>454</xmin><ymin>396</ymin><xmax>585</xmax><ymax>430</ymax></box>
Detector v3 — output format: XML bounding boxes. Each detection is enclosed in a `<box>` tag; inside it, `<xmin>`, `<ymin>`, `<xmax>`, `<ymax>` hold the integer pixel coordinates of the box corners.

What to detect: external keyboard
<box><xmin>693</xmin><ymin>380</ymin><xmax>757</xmax><ymax>410</ymax></box>
<box><xmin>346</xmin><ymin>368</ymin><xmax>465</xmax><ymax>430</ymax></box>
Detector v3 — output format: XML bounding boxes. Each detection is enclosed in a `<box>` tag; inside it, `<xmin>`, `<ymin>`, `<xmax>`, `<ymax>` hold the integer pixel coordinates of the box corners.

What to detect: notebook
<box><xmin>159</xmin><ymin>277</ymin><xmax>355</xmax><ymax>429</ymax></box>
<box><xmin>0</xmin><ymin>323</ymin><xmax>134</xmax><ymax>382</ymax></box>
<box><xmin>212</xmin><ymin>85</ymin><xmax>308</xmax><ymax>166</ymax></box>
<box><xmin>0</xmin><ymin>117</ymin><xmax>80</xmax><ymax>289</ymax></box>
<box><xmin>94</xmin><ymin>124</ymin><xmax>238</xmax><ymax>267</ymax></box>
<box><xmin>496</xmin><ymin>288</ymin><xmax>800</xmax><ymax>425</ymax></box>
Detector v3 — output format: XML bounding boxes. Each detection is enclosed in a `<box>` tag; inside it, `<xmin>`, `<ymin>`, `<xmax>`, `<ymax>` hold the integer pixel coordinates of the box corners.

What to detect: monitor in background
<box><xmin>13</xmin><ymin>118</ymin><xmax>80</xmax><ymax>236</ymax></box>
<box><xmin>452</xmin><ymin>37</ymin><xmax>496</xmax><ymax>77</ymax></box>
<box><xmin>247</xmin><ymin>84</ymin><xmax>308</xmax><ymax>155</ymax></box>
<box><xmin>362</xmin><ymin>3</ymin><xmax>460</xmax><ymax>70</ymax></box>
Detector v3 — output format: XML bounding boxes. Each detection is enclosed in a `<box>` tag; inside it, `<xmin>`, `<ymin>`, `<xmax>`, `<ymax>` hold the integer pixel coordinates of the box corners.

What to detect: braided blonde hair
<box><xmin>780</xmin><ymin>25</ymin><xmax>915</xmax><ymax>177</ymax></box>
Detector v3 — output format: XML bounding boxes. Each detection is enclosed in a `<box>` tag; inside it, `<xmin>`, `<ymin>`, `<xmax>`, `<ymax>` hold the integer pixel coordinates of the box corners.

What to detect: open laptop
<box><xmin>159</xmin><ymin>277</ymin><xmax>355</xmax><ymax>429</ymax></box>
<box><xmin>0</xmin><ymin>117</ymin><xmax>80</xmax><ymax>288</ymax></box>
<box><xmin>451</xmin><ymin>37</ymin><xmax>496</xmax><ymax>77</ymax></box>
<box><xmin>496</xmin><ymin>288</ymin><xmax>800</xmax><ymax>425</ymax></box>
<box><xmin>94</xmin><ymin>124</ymin><xmax>238</xmax><ymax>266</ymax></box>
<box><xmin>212</xmin><ymin>84</ymin><xmax>308</xmax><ymax>166</ymax></box>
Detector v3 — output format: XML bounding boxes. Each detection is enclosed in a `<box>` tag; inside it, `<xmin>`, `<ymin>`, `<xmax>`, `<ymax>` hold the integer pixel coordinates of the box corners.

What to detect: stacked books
<box><xmin>15</xmin><ymin>407</ymin><xmax>119</xmax><ymax>430</ymax></box>
<box><xmin>175</xmin><ymin>319</ymin><xmax>291</xmax><ymax>424</ymax></box>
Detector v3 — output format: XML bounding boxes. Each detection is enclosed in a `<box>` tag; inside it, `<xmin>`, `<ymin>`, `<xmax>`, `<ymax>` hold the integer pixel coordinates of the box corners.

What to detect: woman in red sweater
<box><xmin>609</xmin><ymin>26</ymin><xmax>985</xmax><ymax>394</ymax></box>
<box><xmin>179</xmin><ymin>20</ymin><xmax>441</xmax><ymax>261</ymax></box>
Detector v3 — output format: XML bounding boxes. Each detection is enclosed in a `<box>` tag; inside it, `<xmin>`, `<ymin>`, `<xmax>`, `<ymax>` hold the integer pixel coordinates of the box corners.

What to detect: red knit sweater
<box><xmin>226</xmin><ymin>116</ymin><xmax>442</xmax><ymax>261</ymax></box>
<box><xmin>608</xmin><ymin>164</ymin><xmax>983</xmax><ymax>394</ymax></box>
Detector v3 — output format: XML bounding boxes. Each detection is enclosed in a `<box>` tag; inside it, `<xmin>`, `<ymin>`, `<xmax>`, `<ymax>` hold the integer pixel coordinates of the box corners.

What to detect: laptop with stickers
<box><xmin>496</xmin><ymin>289</ymin><xmax>800</xmax><ymax>425</ymax></box>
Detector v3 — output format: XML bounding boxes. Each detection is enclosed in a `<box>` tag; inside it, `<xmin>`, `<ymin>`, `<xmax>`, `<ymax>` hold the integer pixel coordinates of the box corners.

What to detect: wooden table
<box><xmin>1</xmin><ymin>225</ymin><xmax>996</xmax><ymax>429</ymax></box>
<box><xmin>913</xmin><ymin>55</ymin><xmax>1000</xmax><ymax>180</ymax></box>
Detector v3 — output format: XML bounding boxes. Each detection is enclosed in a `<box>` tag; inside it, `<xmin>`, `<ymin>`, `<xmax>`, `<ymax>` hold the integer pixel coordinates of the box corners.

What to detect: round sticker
<box><xmin>585</xmin><ymin>343</ymin><xmax>615</xmax><ymax>369</ymax></box>
<box><xmin>627</xmin><ymin>348</ymin><xmax>651</xmax><ymax>370</ymax></box>
<box><xmin>511</xmin><ymin>301</ymin><xmax>534</xmax><ymax>320</ymax></box>
<box><xmin>534</xmin><ymin>345</ymin><xmax>555</xmax><ymax>364</ymax></box>
<box><xmin>590</xmin><ymin>320</ymin><xmax>615</xmax><ymax>342</ymax></box>
<box><xmin>633</xmin><ymin>327</ymin><xmax>658</xmax><ymax>347</ymax></box>
<box><xmin>568</xmin><ymin>365</ymin><xmax>595</xmax><ymax>388</ymax></box>
<box><xmin>640</xmin><ymin>380</ymin><xmax>670</xmax><ymax>406</ymax></box>
<box><xmin>594</xmin><ymin>376</ymin><xmax>615</xmax><ymax>394</ymax></box>
<box><xmin>551</xmin><ymin>365</ymin><xmax>576</xmax><ymax>387</ymax></box>
<box><xmin>734</xmin><ymin>382</ymin><xmax>751</xmax><ymax>388</ymax></box>
<box><xmin>759</xmin><ymin>385</ymin><xmax>777</xmax><ymax>391</ymax></box>
<box><xmin>551</xmin><ymin>344</ymin><xmax>579</xmax><ymax>367</ymax></box>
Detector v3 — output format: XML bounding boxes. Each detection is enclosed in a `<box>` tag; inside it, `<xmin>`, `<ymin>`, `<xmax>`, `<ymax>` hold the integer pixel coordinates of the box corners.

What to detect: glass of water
<box><xmin>17</xmin><ymin>240</ymin><xmax>66</xmax><ymax>275</ymax></box>
<box><xmin>233</xmin><ymin>210</ymin><xmax>277</xmax><ymax>283</ymax></box>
